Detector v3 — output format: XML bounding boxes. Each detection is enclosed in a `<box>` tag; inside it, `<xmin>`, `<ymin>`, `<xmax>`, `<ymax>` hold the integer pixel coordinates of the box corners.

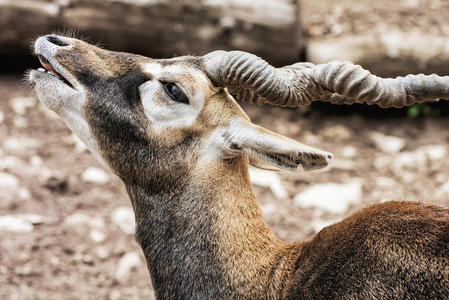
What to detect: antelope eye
<box><xmin>162</xmin><ymin>82</ymin><xmax>189</xmax><ymax>104</ymax></box>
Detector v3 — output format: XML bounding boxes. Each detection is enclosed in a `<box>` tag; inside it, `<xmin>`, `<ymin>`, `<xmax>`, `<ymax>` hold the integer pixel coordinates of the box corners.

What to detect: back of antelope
<box><xmin>29</xmin><ymin>34</ymin><xmax>449</xmax><ymax>299</ymax></box>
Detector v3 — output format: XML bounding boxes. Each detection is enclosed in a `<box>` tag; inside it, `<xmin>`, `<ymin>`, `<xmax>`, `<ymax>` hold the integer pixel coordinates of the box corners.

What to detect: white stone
<box><xmin>328</xmin><ymin>159</ymin><xmax>356</xmax><ymax>171</ymax></box>
<box><xmin>369</xmin><ymin>132</ymin><xmax>406</xmax><ymax>154</ymax></box>
<box><xmin>0</xmin><ymin>216</ymin><xmax>33</xmax><ymax>232</ymax></box>
<box><xmin>115</xmin><ymin>251</ymin><xmax>142</xmax><ymax>283</ymax></box>
<box><xmin>340</xmin><ymin>146</ymin><xmax>357</xmax><ymax>159</ymax></box>
<box><xmin>0</xmin><ymin>172</ymin><xmax>19</xmax><ymax>189</ymax></box>
<box><xmin>17</xmin><ymin>188</ymin><xmax>31</xmax><ymax>200</ymax></box>
<box><xmin>17</xmin><ymin>214</ymin><xmax>43</xmax><ymax>225</ymax></box>
<box><xmin>294</xmin><ymin>180</ymin><xmax>363</xmax><ymax>214</ymax></box>
<box><xmin>437</xmin><ymin>180</ymin><xmax>449</xmax><ymax>197</ymax></box>
<box><xmin>260</xmin><ymin>202</ymin><xmax>278</xmax><ymax>217</ymax></box>
<box><xmin>65</xmin><ymin>213</ymin><xmax>105</xmax><ymax>229</ymax></box>
<box><xmin>13</xmin><ymin>116</ymin><xmax>28</xmax><ymax>128</ymax></box>
<box><xmin>311</xmin><ymin>218</ymin><xmax>339</xmax><ymax>233</ymax></box>
<box><xmin>0</xmin><ymin>110</ymin><xmax>4</xmax><ymax>124</ymax></box>
<box><xmin>111</xmin><ymin>207</ymin><xmax>136</xmax><ymax>235</ymax></box>
<box><xmin>30</xmin><ymin>155</ymin><xmax>43</xmax><ymax>167</ymax></box>
<box><xmin>9</xmin><ymin>97</ymin><xmax>36</xmax><ymax>115</ymax></box>
<box><xmin>81</xmin><ymin>167</ymin><xmax>110</xmax><ymax>184</ymax></box>
<box><xmin>417</xmin><ymin>145</ymin><xmax>447</xmax><ymax>162</ymax></box>
<box><xmin>90</xmin><ymin>229</ymin><xmax>106</xmax><ymax>243</ymax></box>
<box><xmin>375</xmin><ymin>177</ymin><xmax>397</xmax><ymax>189</ymax></box>
<box><xmin>249</xmin><ymin>167</ymin><xmax>288</xmax><ymax>200</ymax></box>
<box><xmin>3</xmin><ymin>137</ymin><xmax>40</xmax><ymax>153</ymax></box>
<box><xmin>393</xmin><ymin>151</ymin><xmax>427</xmax><ymax>170</ymax></box>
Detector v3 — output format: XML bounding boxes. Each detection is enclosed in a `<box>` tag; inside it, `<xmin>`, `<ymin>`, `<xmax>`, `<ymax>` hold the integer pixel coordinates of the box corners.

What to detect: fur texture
<box><xmin>29</xmin><ymin>35</ymin><xmax>449</xmax><ymax>299</ymax></box>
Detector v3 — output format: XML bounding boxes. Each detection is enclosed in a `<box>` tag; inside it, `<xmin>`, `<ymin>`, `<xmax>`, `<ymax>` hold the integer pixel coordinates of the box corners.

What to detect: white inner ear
<box><xmin>140</xmin><ymin>63</ymin><xmax>205</xmax><ymax>130</ymax></box>
<box><xmin>200</xmin><ymin>118</ymin><xmax>254</xmax><ymax>163</ymax></box>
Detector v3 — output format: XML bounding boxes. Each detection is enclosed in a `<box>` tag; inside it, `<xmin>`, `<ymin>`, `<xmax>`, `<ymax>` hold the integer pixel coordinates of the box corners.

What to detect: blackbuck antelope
<box><xmin>29</xmin><ymin>34</ymin><xmax>449</xmax><ymax>299</ymax></box>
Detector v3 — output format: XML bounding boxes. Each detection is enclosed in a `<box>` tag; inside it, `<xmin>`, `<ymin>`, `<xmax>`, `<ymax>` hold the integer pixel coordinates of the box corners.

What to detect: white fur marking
<box><xmin>140</xmin><ymin>63</ymin><xmax>205</xmax><ymax>130</ymax></box>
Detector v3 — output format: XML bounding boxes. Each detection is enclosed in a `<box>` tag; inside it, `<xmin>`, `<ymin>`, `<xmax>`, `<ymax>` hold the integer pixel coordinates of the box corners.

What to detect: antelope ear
<box><xmin>222</xmin><ymin>119</ymin><xmax>333</xmax><ymax>171</ymax></box>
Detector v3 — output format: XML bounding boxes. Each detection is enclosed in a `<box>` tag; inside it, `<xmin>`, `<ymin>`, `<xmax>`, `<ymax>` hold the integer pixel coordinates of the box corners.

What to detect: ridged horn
<box><xmin>203</xmin><ymin>50</ymin><xmax>449</xmax><ymax>108</ymax></box>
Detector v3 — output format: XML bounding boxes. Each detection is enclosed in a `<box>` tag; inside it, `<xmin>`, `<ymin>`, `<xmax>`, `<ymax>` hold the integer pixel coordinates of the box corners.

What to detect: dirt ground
<box><xmin>1</xmin><ymin>1</ymin><xmax>449</xmax><ymax>299</ymax></box>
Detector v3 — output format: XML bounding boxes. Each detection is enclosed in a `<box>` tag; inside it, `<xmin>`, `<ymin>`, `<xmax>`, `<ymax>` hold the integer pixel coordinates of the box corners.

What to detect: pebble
<box><xmin>0</xmin><ymin>172</ymin><xmax>19</xmax><ymax>189</ymax></box>
<box><xmin>340</xmin><ymin>146</ymin><xmax>357</xmax><ymax>159</ymax></box>
<box><xmin>65</xmin><ymin>212</ymin><xmax>105</xmax><ymax>229</ymax></box>
<box><xmin>320</xmin><ymin>125</ymin><xmax>353</xmax><ymax>142</ymax></box>
<box><xmin>9</xmin><ymin>96</ymin><xmax>36</xmax><ymax>115</ymax></box>
<box><xmin>393</xmin><ymin>151</ymin><xmax>427</xmax><ymax>171</ymax></box>
<box><xmin>417</xmin><ymin>145</ymin><xmax>447</xmax><ymax>162</ymax></box>
<box><xmin>437</xmin><ymin>180</ymin><xmax>449</xmax><ymax>197</ymax></box>
<box><xmin>294</xmin><ymin>180</ymin><xmax>363</xmax><ymax>214</ymax></box>
<box><xmin>90</xmin><ymin>229</ymin><xmax>106</xmax><ymax>243</ymax></box>
<box><xmin>369</xmin><ymin>131</ymin><xmax>406</xmax><ymax>154</ymax></box>
<box><xmin>249</xmin><ymin>167</ymin><xmax>288</xmax><ymax>200</ymax></box>
<box><xmin>3</xmin><ymin>137</ymin><xmax>40</xmax><ymax>154</ymax></box>
<box><xmin>0</xmin><ymin>215</ymin><xmax>34</xmax><ymax>232</ymax></box>
<box><xmin>311</xmin><ymin>218</ymin><xmax>339</xmax><ymax>233</ymax></box>
<box><xmin>111</xmin><ymin>207</ymin><xmax>136</xmax><ymax>235</ymax></box>
<box><xmin>17</xmin><ymin>214</ymin><xmax>43</xmax><ymax>225</ymax></box>
<box><xmin>115</xmin><ymin>251</ymin><xmax>142</xmax><ymax>283</ymax></box>
<box><xmin>81</xmin><ymin>167</ymin><xmax>110</xmax><ymax>184</ymax></box>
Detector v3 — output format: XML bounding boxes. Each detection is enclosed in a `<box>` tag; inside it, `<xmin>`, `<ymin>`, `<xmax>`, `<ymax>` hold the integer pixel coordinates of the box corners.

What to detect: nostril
<box><xmin>46</xmin><ymin>36</ymin><xmax>69</xmax><ymax>47</ymax></box>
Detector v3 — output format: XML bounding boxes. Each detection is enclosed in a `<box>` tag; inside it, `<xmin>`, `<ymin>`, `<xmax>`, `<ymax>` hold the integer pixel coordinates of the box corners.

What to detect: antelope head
<box><xmin>28</xmin><ymin>35</ymin><xmax>449</xmax><ymax>185</ymax></box>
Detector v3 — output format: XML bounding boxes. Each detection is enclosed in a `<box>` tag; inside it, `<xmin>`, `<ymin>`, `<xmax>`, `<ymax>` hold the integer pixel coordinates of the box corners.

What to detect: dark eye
<box><xmin>162</xmin><ymin>82</ymin><xmax>189</xmax><ymax>104</ymax></box>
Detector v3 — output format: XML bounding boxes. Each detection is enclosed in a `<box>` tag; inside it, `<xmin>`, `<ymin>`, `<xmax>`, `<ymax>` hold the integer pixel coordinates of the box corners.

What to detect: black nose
<box><xmin>46</xmin><ymin>35</ymin><xmax>69</xmax><ymax>47</ymax></box>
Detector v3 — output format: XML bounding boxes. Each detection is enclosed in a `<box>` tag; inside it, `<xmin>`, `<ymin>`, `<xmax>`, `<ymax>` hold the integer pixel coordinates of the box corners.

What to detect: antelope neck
<box><xmin>125</xmin><ymin>158</ymin><xmax>284</xmax><ymax>299</ymax></box>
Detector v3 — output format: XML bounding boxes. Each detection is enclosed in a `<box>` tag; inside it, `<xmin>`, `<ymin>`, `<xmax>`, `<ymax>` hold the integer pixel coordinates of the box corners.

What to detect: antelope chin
<box><xmin>28</xmin><ymin>35</ymin><xmax>83</xmax><ymax>113</ymax></box>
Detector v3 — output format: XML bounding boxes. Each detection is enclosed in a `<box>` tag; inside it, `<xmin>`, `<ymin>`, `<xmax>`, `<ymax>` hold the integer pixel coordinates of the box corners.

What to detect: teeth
<box><xmin>38</xmin><ymin>68</ymin><xmax>46</xmax><ymax>72</ymax></box>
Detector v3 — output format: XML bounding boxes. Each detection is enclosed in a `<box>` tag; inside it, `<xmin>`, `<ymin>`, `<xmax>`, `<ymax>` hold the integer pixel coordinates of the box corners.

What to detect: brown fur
<box><xmin>33</xmin><ymin>36</ymin><xmax>449</xmax><ymax>299</ymax></box>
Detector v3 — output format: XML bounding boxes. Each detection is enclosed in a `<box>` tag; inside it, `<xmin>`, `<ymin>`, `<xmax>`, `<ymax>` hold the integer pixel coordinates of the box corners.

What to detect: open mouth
<box><xmin>37</xmin><ymin>54</ymin><xmax>74</xmax><ymax>89</ymax></box>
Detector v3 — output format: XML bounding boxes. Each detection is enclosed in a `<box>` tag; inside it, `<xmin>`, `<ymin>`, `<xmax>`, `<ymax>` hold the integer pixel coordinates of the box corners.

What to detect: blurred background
<box><xmin>1</xmin><ymin>0</ymin><xmax>449</xmax><ymax>299</ymax></box>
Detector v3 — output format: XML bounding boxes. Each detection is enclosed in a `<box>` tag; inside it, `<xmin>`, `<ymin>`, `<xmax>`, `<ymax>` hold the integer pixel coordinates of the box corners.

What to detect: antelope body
<box><xmin>29</xmin><ymin>35</ymin><xmax>449</xmax><ymax>299</ymax></box>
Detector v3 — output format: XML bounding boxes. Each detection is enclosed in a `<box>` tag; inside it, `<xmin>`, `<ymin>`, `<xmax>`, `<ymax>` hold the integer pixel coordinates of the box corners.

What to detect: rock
<box><xmin>111</xmin><ymin>207</ymin><xmax>135</xmax><ymax>235</ymax></box>
<box><xmin>0</xmin><ymin>215</ymin><xmax>34</xmax><ymax>232</ymax></box>
<box><xmin>65</xmin><ymin>213</ymin><xmax>105</xmax><ymax>229</ymax></box>
<box><xmin>81</xmin><ymin>167</ymin><xmax>110</xmax><ymax>184</ymax></box>
<box><xmin>340</xmin><ymin>146</ymin><xmax>357</xmax><ymax>159</ymax></box>
<box><xmin>373</xmin><ymin>154</ymin><xmax>393</xmax><ymax>171</ymax></box>
<box><xmin>260</xmin><ymin>202</ymin><xmax>279</xmax><ymax>217</ymax></box>
<box><xmin>328</xmin><ymin>159</ymin><xmax>356</xmax><ymax>171</ymax></box>
<box><xmin>3</xmin><ymin>137</ymin><xmax>40</xmax><ymax>154</ymax></box>
<box><xmin>249</xmin><ymin>167</ymin><xmax>288</xmax><ymax>200</ymax></box>
<box><xmin>393</xmin><ymin>151</ymin><xmax>427</xmax><ymax>171</ymax></box>
<box><xmin>294</xmin><ymin>180</ymin><xmax>363</xmax><ymax>214</ymax></box>
<box><xmin>311</xmin><ymin>218</ymin><xmax>339</xmax><ymax>233</ymax></box>
<box><xmin>0</xmin><ymin>172</ymin><xmax>19</xmax><ymax>189</ymax></box>
<box><xmin>417</xmin><ymin>145</ymin><xmax>447</xmax><ymax>162</ymax></box>
<box><xmin>9</xmin><ymin>97</ymin><xmax>36</xmax><ymax>115</ymax></box>
<box><xmin>17</xmin><ymin>214</ymin><xmax>43</xmax><ymax>225</ymax></box>
<box><xmin>90</xmin><ymin>229</ymin><xmax>106</xmax><ymax>243</ymax></box>
<box><xmin>320</xmin><ymin>125</ymin><xmax>352</xmax><ymax>142</ymax></box>
<box><xmin>369</xmin><ymin>131</ymin><xmax>406</xmax><ymax>154</ymax></box>
<box><xmin>0</xmin><ymin>110</ymin><xmax>4</xmax><ymax>124</ymax></box>
<box><xmin>437</xmin><ymin>180</ymin><xmax>449</xmax><ymax>197</ymax></box>
<box><xmin>391</xmin><ymin>145</ymin><xmax>447</xmax><ymax>172</ymax></box>
<box><xmin>30</xmin><ymin>155</ymin><xmax>43</xmax><ymax>167</ymax></box>
<box><xmin>13</xmin><ymin>116</ymin><xmax>28</xmax><ymax>128</ymax></box>
<box><xmin>375</xmin><ymin>177</ymin><xmax>398</xmax><ymax>189</ymax></box>
<box><xmin>115</xmin><ymin>251</ymin><xmax>142</xmax><ymax>283</ymax></box>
